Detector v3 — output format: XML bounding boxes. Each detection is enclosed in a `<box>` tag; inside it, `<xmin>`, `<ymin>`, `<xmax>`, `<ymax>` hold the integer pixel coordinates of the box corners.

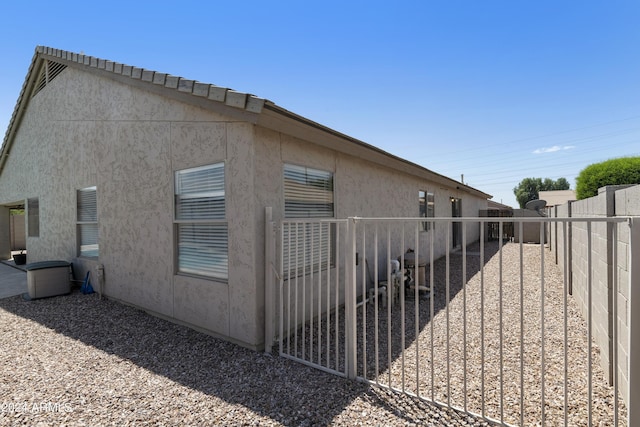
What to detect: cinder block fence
<box><xmin>548</xmin><ymin>184</ymin><xmax>640</xmax><ymax>414</ymax></box>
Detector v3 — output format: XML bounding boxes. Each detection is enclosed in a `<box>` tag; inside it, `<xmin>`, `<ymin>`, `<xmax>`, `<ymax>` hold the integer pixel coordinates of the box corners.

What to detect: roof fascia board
<box><xmin>259</xmin><ymin>103</ymin><xmax>491</xmax><ymax>199</ymax></box>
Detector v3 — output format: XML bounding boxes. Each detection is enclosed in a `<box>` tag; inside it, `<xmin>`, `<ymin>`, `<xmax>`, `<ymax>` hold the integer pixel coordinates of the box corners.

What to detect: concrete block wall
<box><xmin>548</xmin><ymin>203</ymin><xmax>571</xmax><ymax>276</ymax></box>
<box><xmin>569</xmin><ymin>189</ymin><xmax>614</xmax><ymax>381</ymax></box>
<box><xmin>513</xmin><ymin>209</ymin><xmax>547</xmax><ymax>243</ymax></box>
<box><xmin>616</xmin><ymin>218</ymin><xmax>631</xmax><ymax>404</ymax></box>
<box><xmin>613</xmin><ymin>185</ymin><xmax>640</xmax><ymax>406</ymax></box>
<box><xmin>548</xmin><ymin>184</ymin><xmax>640</xmax><ymax>407</ymax></box>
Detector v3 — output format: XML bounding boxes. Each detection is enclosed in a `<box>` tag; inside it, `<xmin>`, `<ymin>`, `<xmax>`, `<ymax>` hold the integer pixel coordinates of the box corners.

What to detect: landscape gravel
<box><xmin>357</xmin><ymin>241</ymin><xmax>628</xmax><ymax>426</ymax></box>
<box><xmin>0</xmin><ymin>240</ymin><xmax>626</xmax><ymax>426</ymax></box>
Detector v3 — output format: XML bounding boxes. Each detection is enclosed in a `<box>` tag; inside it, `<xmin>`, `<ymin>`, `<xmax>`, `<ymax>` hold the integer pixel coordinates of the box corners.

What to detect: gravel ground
<box><xmin>285</xmin><ymin>241</ymin><xmax>627</xmax><ymax>426</ymax></box>
<box><xmin>374</xmin><ymin>241</ymin><xmax>628</xmax><ymax>426</ymax></box>
<box><xmin>1</xmin><ymin>284</ymin><xmax>491</xmax><ymax>426</ymax></box>
<box><xmin>0</xmin><ymin>240</ymin><xmax>626</xmax><ymax>426</ymax></box>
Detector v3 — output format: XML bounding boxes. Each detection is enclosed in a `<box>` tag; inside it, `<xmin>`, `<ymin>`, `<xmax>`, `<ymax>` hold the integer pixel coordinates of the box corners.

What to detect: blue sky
<box><xmin>1</xmin><ymin>1</ymin><xmax>638</xmax><ymax>207</ymax></box>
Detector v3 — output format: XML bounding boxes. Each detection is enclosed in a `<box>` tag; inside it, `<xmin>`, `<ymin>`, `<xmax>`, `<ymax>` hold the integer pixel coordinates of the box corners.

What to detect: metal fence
<box><xmin>266</xmin><ymin>215</ymin><xmax>639</xmax><ymax>426</ymax></box>
<box><xmin>275</xmin><ymin>218</ymin><xmax>349</xmax><ymax>377</ymax></box>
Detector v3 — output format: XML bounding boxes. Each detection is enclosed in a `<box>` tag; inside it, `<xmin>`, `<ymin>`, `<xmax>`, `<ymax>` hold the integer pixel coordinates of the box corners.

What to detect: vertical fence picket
<box><xmin>309</xmin><ymin>223</ymin><xmax>314</xmax><ymax>363</ymax></box>
<box><xmin>295</xmin><ymin>223</ymin><xmax>300</xmax><ymax>359</ymax></box>
<box><xmin>345</xmin><ymin>217</ymin><xmax>357</xmax><ymax>379</ymax></box>
<box><xmin>462</xmin><ymin>222</ymin><xmax>468</xmax><ymax>412</ymax></box>
<box><xmin>587</xmin><ymin>221</ymin><xmax>593</xmax><ymax>427</ymax></box>
<box><xmin>335</xmin><ymin>222</ymin><xmax>341</xmax><ymax>372</ymax></box>
<box><xmin>446</xmin><ymin>223</ymin><xmax>451</xmax><ymax>408</ymax></box>
<box><xmin>481</xmin><ymin>221</ymin><xmax>487</xmax><ymax>418</ymax></box>
<box><xmin>540</xmin><ymin>221</ymin><xmax>546</xmax><ymax>426</ymax></box>
<box><xmin>628</xmin><ymin>217</ymin><xmax>640</xmax><ymax>427</ymax></box>
<box><xmin>612</xmin><ymin>222</ymin><xmax>619</xmax><ymax>426</ymax></box>
<box><xmin>519</xmin><ymin>220</ymin><xmax>524</xmax><ymax>427</ymax></box>
<box><xmin>499</xmin><ymin>220</ymin><xmax>504</xmax><ymax>424</ymax></box>
<box><xmin>361</xmin><ymin>224</ymin><xmax>368</xmax><ymax>380</ymax></box>
<box><xmin>273</xmin><ymin>216</ymin><xmax>634</xmax><ymax>426</ymax></box>
<box><xmin>326</xmin><ymin>222</ymin><xmax>331</xmax><ymax>368</ymax></box>
<box><xmin>430</xmin><ymin>220</ymin><xmax>435</xmax><ymax>403</ymax></box>
<box><xmin>562</xmin><ymin>221</ymin><xmax>568</xmax><ymax>427</ymax></box>
<box><xmin>414</xmin><ymin>222</ymin><xmax>420</xmax><ymax>398</ymax></box>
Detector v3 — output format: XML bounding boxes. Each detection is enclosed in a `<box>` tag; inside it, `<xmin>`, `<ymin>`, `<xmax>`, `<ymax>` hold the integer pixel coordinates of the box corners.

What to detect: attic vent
<box><xmin>32</xmin><ymin>60</ymin><xmax>67</xmax><ymax>98</ymax></box>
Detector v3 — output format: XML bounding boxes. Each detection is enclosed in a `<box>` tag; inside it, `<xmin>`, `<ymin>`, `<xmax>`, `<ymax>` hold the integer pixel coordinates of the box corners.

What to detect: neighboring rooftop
<box><xmin>487</xmin><ymin>199</ymin><xmax>514</xmax><ymax>210</ymax></box>
<box><xmin>538</xmin><ymin>190</ymin><xmax>576</xmax><ymax>207</ymax></box>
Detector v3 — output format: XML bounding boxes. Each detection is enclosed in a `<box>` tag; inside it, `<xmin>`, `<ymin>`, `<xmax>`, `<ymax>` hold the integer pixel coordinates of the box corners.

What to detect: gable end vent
<box><xmin>32</xmin><ymin>60</ymin><xmax>67</xmax><ymax>98</ymax></box>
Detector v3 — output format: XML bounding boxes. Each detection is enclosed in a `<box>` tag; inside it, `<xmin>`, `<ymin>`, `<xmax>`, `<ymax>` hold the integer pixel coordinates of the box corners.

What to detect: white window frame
<box><xmin>283</xmin><ymin>164</ymin><xmax>335</xmax><ymax>276</ymax></box>
<box><xmin>284</xmin><ymin>164</ymin><xmax>334</xmax><ymax>219</ymax></box>
<box><xmin>77</xmin><ymin>186</ymin><xmax>99</xmax><ymax>258</ymax></box>
<box><xmin>174</xmin><ymin>163</ymin><xmax>228</xmax><ymax>281</ymax></box>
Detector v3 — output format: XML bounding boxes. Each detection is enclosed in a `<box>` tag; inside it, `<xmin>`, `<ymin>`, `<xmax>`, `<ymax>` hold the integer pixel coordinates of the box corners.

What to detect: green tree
<box><xmin>513</xmin><ymin>177</ymin><xmax>570</xmax><ymax>208</ymax></box>
<box><xmin>575</xmin><ymin>156</ymin><xmax>640</xmax><ymax>199</ymax></box>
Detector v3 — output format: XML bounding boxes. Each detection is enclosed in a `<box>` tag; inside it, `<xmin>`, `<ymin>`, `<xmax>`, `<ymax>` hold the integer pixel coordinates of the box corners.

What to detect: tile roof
<box><xmin>0</xmin><ymin>46</ymin><xmax>268</xmax><ymax>174</ymax></box>
<box><xmin>35</xmin><ymin>46</ymin><xmax>267</xmax><ymax>113</ymax></box>
<box><xmin>0</xmin><ymin>46</ymin><xmax>492</xmax><ymax>200</ymax></box>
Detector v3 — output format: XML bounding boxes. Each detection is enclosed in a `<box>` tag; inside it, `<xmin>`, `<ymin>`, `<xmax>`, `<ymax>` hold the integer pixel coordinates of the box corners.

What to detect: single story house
<box><xmin>0</xmin><ymin>46</ymin><xmax>490</xmax><ymax>350</ymax></box>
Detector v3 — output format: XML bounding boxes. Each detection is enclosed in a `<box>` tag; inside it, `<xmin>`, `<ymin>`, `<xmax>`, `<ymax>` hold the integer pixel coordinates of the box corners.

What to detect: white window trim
<box><xmin>283</xmin><ymin>163</ymin><xmax>335</xmax><ymax>219</ymax></box>
<box><xmin>77</xmin><ymin>186</ymin><xmax>99</xmax><ymax>258</ymax></box>
<box><xmin>283</xmin><ymin>163</ymin><xmax>335</xmax><ymax>276</ymax></box>
<box><xmin>174</xmin><ymin>162</ymin><xmax>228</xmax><ymax>282</ymax></box>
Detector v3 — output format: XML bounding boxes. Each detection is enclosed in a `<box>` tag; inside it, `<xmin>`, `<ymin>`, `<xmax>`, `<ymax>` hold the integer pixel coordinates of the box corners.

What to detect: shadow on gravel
<box><xmin>286</xmin><ymin>239</ymin><xmax>504</xmax><ymax>380</ymax></box>
<box><xmin>0</xmin><ymin>291</ymin><xmax>365</xmax><ymax>425</ymax></box>
<box><xmin>357</xmin><ymin>239</ymin><xmax>503</xmax><ymax>379</ymax></box>
<box><xmin>0</xmin><ymin>240</ymin><xmax>506</xmax><ymax>426</ymax></box>
<box><xmin>0</xmin><ymin>287</ymin><xmax>487</xmax><ymax>425</ymax></box>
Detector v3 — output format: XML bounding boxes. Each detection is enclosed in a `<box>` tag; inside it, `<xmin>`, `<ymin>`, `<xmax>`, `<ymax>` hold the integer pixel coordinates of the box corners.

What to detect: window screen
<box><xmin>283</xmin><ymin>164</ymin><xmax>335</xmax><ymax>276</ymax></box>
<box><xmin>284</xmin><ymin>164</ymin><xmax>334</xmax><ymax>218</ymax></box>
<box><xmin>77</xmin><ymin>187</ymin><xmax>98</xmax><ymax>257</ymax></box>
<box><xmin>175</xmin><ymin>163</ymin><xmax>228</xmax><ymax>281</ymax></box>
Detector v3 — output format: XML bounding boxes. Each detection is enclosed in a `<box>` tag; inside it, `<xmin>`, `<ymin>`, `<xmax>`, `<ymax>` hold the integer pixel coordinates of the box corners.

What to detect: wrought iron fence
<box><xmin>267</xmin><ymin>214</ymin><xmax>639</xmax><ymax>426</ymax></box>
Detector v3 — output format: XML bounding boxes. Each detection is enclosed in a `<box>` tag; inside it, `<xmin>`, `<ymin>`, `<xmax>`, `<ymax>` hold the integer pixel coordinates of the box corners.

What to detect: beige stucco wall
<box><xmin>1</xmin><ymin>62</ymin><xmax>488</xmax><ymax>350</ymax></box>
<box><xmin>253</xmin><ymin>127</ymin><xmax>488</xmax><ymax>339</ymax></box>
<box><xmin>253</xmin><ymin>127</ymin><xmax>485</xmax><ymax>260</ymax></box>
<box><xmin>0</xmin><ymin>66</ymin><xmax>260</xmax><ymax>347</ymax></box>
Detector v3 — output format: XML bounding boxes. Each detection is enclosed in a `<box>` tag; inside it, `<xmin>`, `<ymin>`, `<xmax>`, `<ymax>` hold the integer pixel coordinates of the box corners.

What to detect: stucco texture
<box><xmin>253</xmin><ymin>127</ymin><xmax>488</xmax><ymax>334</ymax></box>
<box><xmin>0</xmin><ymin>65</ymin><xmax>259</xmax><ymax>347</ymax></box>
<box><xmin>1</xmin><ymin>59</ymin><xmax>488</xmax><ymax>350</ymax></box>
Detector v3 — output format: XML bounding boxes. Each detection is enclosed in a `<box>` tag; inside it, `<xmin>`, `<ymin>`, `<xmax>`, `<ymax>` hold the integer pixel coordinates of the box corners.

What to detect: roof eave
<box><xmin>259</xmin><ymin>102</ymin><xmax>492</xmax><ymax>200</ymax></box>
<box><xmin>0</xmin><ymin>46</ymin><xmax>269</xmax><ymax>176</ymax></box>
<box><xmin>1</xmin><ymin>46</ymin><xmax>492</xmax><ymax>201</ymax></box>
